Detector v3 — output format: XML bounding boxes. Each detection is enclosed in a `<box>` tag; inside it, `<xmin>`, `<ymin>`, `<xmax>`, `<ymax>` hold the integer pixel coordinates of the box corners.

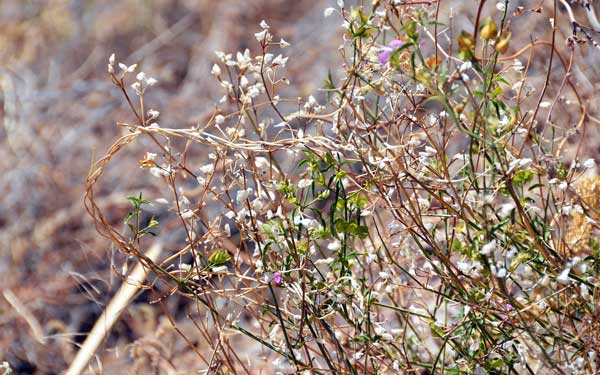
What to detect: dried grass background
<box><xmin>0</xmin><ymin>2</ymin><xmax>338</xmax><ymax>373</ymax></box>
<box><xmin>2</xmin><ymin>1</ymin><xmax>600</xmax><ymax>374</ymax></box>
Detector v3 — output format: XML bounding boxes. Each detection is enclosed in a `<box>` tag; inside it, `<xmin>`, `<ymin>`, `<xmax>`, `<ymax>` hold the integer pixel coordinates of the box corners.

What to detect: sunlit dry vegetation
<box><xmin>3</xmin><ymin>1</ymin><xmax>600</xmax><ymax>374</ymax></box>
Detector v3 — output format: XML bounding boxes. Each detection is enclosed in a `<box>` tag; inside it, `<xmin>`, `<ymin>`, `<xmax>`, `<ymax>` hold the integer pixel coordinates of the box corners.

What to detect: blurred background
<box><xmin>1</xmin><ymin>1</ymin><xmax>600</xmax><ymax>374</ymax></box>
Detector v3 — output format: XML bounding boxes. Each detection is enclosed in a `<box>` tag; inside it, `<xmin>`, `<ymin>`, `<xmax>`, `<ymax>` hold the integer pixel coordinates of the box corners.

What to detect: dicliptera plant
<box><xmin>86</xmin><ymin>1</ymin><xmax>600</xmax><ymax>374</ymax></box>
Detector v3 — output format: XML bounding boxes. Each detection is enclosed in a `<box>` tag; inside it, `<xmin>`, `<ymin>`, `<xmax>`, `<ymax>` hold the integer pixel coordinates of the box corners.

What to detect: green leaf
<box><xmin>208</xmin><ymin>249</ymin><xmax>231</xmax><ymax>266</ymax></box>
<box><xmin>513</xmin><ymin>170</ymin><xmax>534</xmax><ymax>186</ymax></box>
<box><xmin>356</xmin><ymin>225</ymin><xmax>369</xmax><ymax>239</ymax></box>
<box><xmin>127</xmin><ymin>192</ymin><xmax>150</xmax><ymax>209</ymax></box>
<box><xmin>147</xmin><ymin>217</ymin><xmax>159</xmax><ymax>229</ymax></box>
<box><xmin>405</xmin><ymin>20</ymin><xmax>418</xmax><ymax>40</ymax></box>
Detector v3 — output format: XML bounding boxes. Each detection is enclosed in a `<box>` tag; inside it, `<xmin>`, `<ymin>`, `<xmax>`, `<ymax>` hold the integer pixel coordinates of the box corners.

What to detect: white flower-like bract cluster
<box><xmin>88</xmin><ymin>4</ymin><xmax>600</xmax><ymax>374</ymax></box>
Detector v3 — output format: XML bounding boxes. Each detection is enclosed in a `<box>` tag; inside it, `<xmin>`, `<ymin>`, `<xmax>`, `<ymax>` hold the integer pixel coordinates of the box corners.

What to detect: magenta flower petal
<box><xmin>378</xmin><ymin>47</ymin><xmax>393</xmax><ymax>64</ymax></box>
<box><xmin>273</xmin><ymin>272</ymin><xmax>282</xmax><ymax>285</ymax></box>
<box><xmin>378</xmin><ymin>40</ymin><xmax>404</xmax><ymax>64</ymax></box>
<box><xmin>388</xmin><ymin>39</ymin><xmax>404</xmax><ymax>49</ymax></box>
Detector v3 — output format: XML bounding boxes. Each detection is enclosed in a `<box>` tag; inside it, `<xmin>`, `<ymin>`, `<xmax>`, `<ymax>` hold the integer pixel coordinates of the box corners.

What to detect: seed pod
<box><xmin>480</xmin><ymin>17</ymin><xmax>498</xmax><ymax>40</ymax></box>
<box><xmin>496</xmin><ymin>32</ymin><xmax>512</xmax><ymax>53</ymax></box>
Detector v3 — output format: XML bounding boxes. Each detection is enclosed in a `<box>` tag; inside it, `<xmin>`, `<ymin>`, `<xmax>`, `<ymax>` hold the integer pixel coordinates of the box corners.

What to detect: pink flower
<box><xmin>378</xmin><ymin>39</ymin><xmax>404</xmax><ymax>64</ymax></box>
<box><xmin>273</xmin><ymin>272</ymin><xmax>282</xmax><ymax>285</ymax></box>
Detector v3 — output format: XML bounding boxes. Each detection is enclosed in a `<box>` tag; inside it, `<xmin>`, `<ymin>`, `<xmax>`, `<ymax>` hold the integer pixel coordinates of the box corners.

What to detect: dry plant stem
<box><xmin>518</xmin><ymin>0</ymin><xmax>558</xmax><ymax>157</ymax></box>
<box><xmin>584</xmin><ymin>1</ymin><xmax>600</xmax><ymax>31</ymax></box>
<box><xmin>472</xmin><ymin>0</ymin><xmax>487</xmax><ymax>49</ymax></box>
<box><xmin>82</xmin><ymin>5</ymin><xmax>600</xmax><ymax>372</ymax></box>
<box><xmin>64</xmin><ymin>242</ymin><xmax>162</xmax><ymax>375</ymax></box>
<box><xmin>2</xmin><ymin>289</ymin><xmax>47</xmax><ymax>345</ymax></box>
<box><xmin>434</xmin><ymin>0</ymin><xmax>442</xmax><ymax>65</ymax></box>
